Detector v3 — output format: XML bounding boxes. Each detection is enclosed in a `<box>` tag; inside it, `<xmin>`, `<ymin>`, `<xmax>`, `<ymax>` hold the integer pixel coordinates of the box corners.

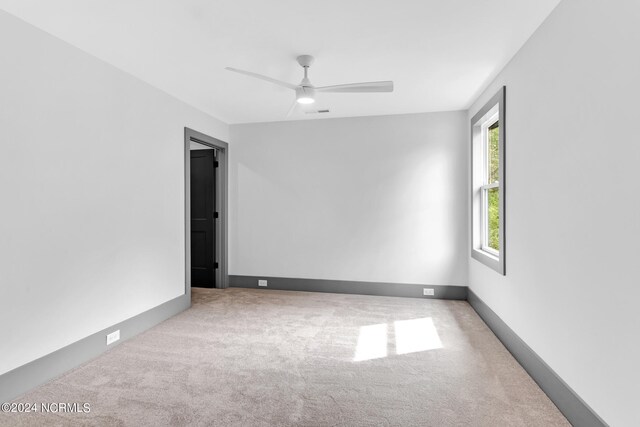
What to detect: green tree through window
<box><xmin>488</xmin><ymin>122</ymin><xmax>499</xmax><ymax>251</ymax></box>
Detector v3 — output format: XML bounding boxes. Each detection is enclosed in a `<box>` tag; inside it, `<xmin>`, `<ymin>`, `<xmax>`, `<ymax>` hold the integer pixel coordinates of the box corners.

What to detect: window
<box><xmin>471</xmin><ymin>87</ymin><xmax>505</xmax><ymax>274</ymax></box>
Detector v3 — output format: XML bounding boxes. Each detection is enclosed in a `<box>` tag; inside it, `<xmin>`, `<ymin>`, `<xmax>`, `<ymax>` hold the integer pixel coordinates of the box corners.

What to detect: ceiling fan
<box><xmin>225</xmin><ymin>55</ymin><xmax>393</xmax><ymax>116</ymax></box>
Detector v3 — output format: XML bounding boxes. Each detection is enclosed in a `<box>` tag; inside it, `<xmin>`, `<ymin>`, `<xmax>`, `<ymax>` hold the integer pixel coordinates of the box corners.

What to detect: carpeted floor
<box><xmin>1</xmin><ymin>288</ymin><xmax>569</xmax><ymax>426</ymax></box>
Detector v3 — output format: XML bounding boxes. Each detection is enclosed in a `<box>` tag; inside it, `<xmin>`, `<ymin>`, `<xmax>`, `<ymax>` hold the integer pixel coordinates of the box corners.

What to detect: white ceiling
<box><xmin>0</xmin><ymin>0</ymin><xmax>561</xmax><ymax>124</ymax></box>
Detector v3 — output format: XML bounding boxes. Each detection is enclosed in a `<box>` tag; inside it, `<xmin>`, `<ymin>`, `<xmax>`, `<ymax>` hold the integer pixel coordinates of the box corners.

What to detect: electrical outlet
<box><xmin>258</xmin><ymin>279</ymin><xmax>268</xmax><ymax>287</ymax></box>
<box><xmin>106</xmin><ymin>330</ymin><xmax>120</xmax><ymax>345</ymax></box>
<box><xmin>423</xmin><ymin>288</ymin><xmax>435</xmax><ymax>296</ymax></box>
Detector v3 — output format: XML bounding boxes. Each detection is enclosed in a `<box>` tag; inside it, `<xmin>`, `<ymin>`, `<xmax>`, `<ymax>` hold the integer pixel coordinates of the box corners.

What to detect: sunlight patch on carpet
<box><xmin>353</xmin><ymin>317</ymin><xmax>442</xmax><ymax>361</ymax></box>
<box><xmin>353</xmin><ymin>323</ymin><xmax>388</xmax><ymax>361</ymax></box>
<box><xmin>394</xmin><ymin>317</ymin><xmax>443</xmax><ymax>355</ymax></box>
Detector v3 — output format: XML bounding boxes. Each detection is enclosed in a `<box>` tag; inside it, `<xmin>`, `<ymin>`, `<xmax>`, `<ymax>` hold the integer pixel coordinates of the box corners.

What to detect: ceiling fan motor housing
<box><xmin>296</xmin><ymin>86</ymin><xmax>316</xmax><ymax>104</ymax></box>
<box><xmin>296</xmin><ymin>55</ymin><xmax>315</xmax><ymax>68</ymax></box>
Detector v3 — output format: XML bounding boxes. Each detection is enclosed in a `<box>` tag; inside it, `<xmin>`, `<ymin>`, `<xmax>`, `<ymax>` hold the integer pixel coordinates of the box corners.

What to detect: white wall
<box><xmin>229</xmin><ymin>112</ymin><xmax>468</xmax><ymax>286</ymax></box>
<box><xmin>0</xmin><ymin>11</ymin><xmax>228</xmax><ymax>375</ymax></box>
<box><xmin>467</xmin><ymin>1</ymin><xmax>640</xmax><ymax>425</ymax></box>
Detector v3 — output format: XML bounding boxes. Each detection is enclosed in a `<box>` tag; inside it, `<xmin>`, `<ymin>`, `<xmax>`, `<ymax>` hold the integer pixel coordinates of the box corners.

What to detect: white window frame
<box><xmin>471</xmin><ymin>87</ymin><xmax>505</xmax><ymax>274</ymax></box>
<box><xmin>480</xmin><ymin>113</ymin><xmax>499</xmax><ymax>256</ymax></box>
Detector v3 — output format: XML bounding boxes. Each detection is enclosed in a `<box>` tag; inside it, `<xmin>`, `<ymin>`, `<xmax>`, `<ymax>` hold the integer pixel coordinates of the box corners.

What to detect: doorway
<box><xmin>185</xmin><ymin>128</ymin><xmax>228</xmax><ymax>292</ymax></box>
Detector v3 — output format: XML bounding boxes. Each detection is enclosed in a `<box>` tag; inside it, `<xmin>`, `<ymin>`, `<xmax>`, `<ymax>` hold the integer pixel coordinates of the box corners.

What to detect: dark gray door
<box><xmin>190</xmin><ymin>149</ymin><xmax>216</xmax><ymax>287</ymax></box>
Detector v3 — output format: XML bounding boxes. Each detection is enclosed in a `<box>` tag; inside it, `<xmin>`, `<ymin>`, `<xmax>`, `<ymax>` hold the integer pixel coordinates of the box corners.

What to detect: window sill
<box><xmin>471</xmin><ymin>248</ymin><xmax>504</xmax><ymax>275</ymax></box>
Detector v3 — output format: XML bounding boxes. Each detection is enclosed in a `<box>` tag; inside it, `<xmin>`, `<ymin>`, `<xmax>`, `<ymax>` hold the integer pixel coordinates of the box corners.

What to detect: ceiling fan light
<box><xmin>296</xmin><ymin>86</ymin><xmax>316</xmax><ymax>104</ymax></box>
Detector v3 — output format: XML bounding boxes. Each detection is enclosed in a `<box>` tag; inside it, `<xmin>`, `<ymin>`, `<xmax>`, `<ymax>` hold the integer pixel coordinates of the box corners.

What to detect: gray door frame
<box><xmin>184</xmin><ymin>127</ymin><xmax>229</xmax><ymax>294</ymax></box>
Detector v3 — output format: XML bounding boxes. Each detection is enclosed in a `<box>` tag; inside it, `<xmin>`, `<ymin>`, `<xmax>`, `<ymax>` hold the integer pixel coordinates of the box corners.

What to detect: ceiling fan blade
<box><xmin>315</xmin><ymin>81</ymin><xmax>393</xmax><ymax>93</ymax></box>
<box><xmin>286</xmin><ymin>99</ymin><xmax>299</xmax><ymax>117</ymax></box>
<box><xmin>225</xmin><ymin>67</ymin><xmax>298</xmax><ymax>90</ymax></box>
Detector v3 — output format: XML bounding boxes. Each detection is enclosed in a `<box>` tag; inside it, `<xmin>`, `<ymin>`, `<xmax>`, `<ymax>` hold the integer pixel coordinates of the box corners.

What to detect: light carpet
<box><xmin>1</xmin><ymin>288</ymin><xmax>569</xmax><ymax>426</ymax></box>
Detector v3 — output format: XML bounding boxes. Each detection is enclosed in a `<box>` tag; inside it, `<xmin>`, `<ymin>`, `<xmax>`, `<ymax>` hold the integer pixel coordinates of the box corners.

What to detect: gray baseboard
<box><xmin>467</xmin><ymin>289</ymin><xmax>607</xmax><ymax>427</ymax></box>
<box><xmin>0</xmin><ymin>294</ymin><xmax>190</xmax><ymax>404</ymax></box>
<box><xmin>230</xmin><ymin>275</ymin><xmax>468</xmax><ymax>300</ymax></box>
